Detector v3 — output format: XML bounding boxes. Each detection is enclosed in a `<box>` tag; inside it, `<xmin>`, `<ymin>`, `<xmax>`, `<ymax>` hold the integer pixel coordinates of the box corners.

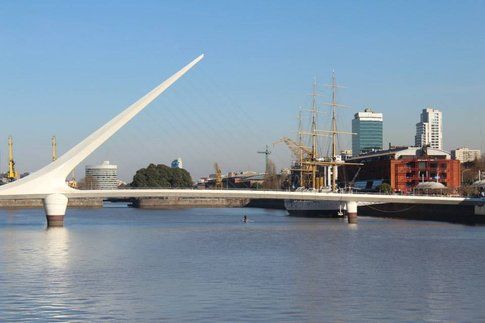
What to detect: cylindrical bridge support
<box><xmin>346</xmin><ymin>200</ymin><xmax>358</xmax><ymax>224</ymax></box>
<box><xmin>43</xmin><ymin>193</ymin><xmax>68</xmax><ymax>227</ymax></box>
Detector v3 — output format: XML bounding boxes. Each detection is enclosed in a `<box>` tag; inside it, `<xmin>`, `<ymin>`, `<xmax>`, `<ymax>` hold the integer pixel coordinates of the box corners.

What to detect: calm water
<box><xmin>1</xmin><ymin>206</ymin><xmax>485</xmax><ymax>321</ymax></box>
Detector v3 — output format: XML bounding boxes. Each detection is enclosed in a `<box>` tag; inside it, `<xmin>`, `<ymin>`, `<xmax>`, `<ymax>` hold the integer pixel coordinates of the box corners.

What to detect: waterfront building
<box><xmin>85</xmin><ymin>161</ymin><xmax>118</xmax><ymax>190</ymax></box>
<box><xmin>342</xmin><ymin>146</ymin><xmax>461</xmax><ymax>193</ymax></box>
<box><xmin>451</xmin><ymin>147</ymin><xmax>481</xmax><ymax>163</ymax></box>
<box><xmin>171</xmin><ymin>158</ymin><xmax>183</xmax><ymax>169</ymax></box>
<box><xmin>351</xmin><ymin>108</ymin><xmax>383</xmax><ymax>156</ymax></box>
<box><xmin>415</xmin><ymin>108</ymin><xmax>442</xmax><ymax>150</ymax></box>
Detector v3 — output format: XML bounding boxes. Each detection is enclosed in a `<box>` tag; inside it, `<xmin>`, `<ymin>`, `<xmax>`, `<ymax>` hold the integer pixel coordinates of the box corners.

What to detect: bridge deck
<box><xmin>1</xmin><ymin>189</ymin><xmax>481</xmax><ymax>206</ymax></box>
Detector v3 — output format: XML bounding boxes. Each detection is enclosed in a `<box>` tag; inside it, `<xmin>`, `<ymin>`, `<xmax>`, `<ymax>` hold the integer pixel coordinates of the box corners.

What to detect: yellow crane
<box><xmin>214</xmin><ymin>163</ymin><xmax>223</xmax><ymax>189</ymax></box>
<box><xmin>7</xmin><ymin>135</ymin><xmax>18</xmax><ymax>181</ymax></box>
<box><xmin>67</xmin><ymin>168</ymin><xmax>78</xmax><ymax>188</ymax></box>
<box><xmin>273</xmin><ymin>137</ymin><xmax>312</xmax><ymax>160</ymax></box>
<box><xmin>51</xmin><ymin>136</ymin><xmax>57</xmax><ymax>161</ymax></box>
<box><xmin>50</xmin><ymin>136</ymin><xmax>78</xmax><ymax>187</ymax></box>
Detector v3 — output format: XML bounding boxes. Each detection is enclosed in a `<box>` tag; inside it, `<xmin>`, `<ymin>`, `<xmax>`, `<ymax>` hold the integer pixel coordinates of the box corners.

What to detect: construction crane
<box><xmin>51</xmin><ymin>136</ymin><xmax>78</xmax><ymax>187</ymax></box>
<box><xmin>273</xmin><ymin>137</ymin><xmax>312</xmax><ymax>160</ymax></box>
<box><xmin>257</xmin><ymin>145</ymin><xmax>272</xmax><ymax>173</ymax></box>
<box><xmin>7</xmin><ymin>135</ymin><xmax>18</xmax><ymax>181</ymax></box>
<box><xmin>67</xmin><ymin>168</ymin><xmax>78</xmax><ymax>188</ymax></box>
<box><xmin>214</xmin><ymin>163</ymin><xmax>223</xmax><ymax>189</ymax></box>
<box><xmin>51</xmin><ymin>136</ymin><xmax>57</xmax><ymax>161</ymax></box>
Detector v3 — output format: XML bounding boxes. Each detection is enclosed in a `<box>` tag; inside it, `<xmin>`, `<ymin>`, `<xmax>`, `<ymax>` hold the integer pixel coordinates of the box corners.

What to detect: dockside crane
<box><xmin>273</xmin><ymin>137</ymin><xmax>312</xmax><ymax>160</ymax></box>
<box><xmin>67</xmin><ymin>168</ymin><xmax>78</xmax><ymax>188</ymax></box>
<box><xmin>7</xmin><ymin>135</ymin><xmax>18</xmax><ymax>181</ymax></box>
<box><xmin>257</xmin><ymin>145</ymin><xmax>272</xmax><ymax>173</ymax></box>
<box><xmin>51</xmin><ymin>136</ymin><xmax>57</xmax><ymax>161</ymax></box>
<box><xmin>214</xmin><ymin>163</ymin><xmax>223</xmax><ymax>189</ymax></box>
<box><xmin>51</xmin><ymin>136</ymin><xmax>77</xmax><ymax>187</ymax></box>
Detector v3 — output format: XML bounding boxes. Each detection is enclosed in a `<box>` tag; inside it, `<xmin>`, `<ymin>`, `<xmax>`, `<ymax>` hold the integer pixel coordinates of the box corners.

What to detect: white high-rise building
<box><xmin>415</xmin><ymin>108</ymin><xmax>442</xmax><ymax>150</ymax></box>
<box><xmin>451</xmin><ymin>148</ymin><xmax>481</xmax><ymax>163</ymax></box>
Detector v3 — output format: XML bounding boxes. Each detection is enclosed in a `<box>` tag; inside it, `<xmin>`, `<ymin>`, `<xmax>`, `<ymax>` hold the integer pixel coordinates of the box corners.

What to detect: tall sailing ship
<box><xmin>281</xmin><ymin>73</ymin><xmax>361</xmax><ymax>217</ymax></box>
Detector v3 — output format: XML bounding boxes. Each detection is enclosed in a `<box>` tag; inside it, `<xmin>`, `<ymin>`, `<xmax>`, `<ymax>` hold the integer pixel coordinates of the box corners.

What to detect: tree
<box><xmin>263</xmin><ymin>160</ymin><xmax>280</xmax><ymax>189</ymax></box>
<box><xmin>378</xmin><ymin>183</ymin><xmax>393</xmax><ymax>194</ymax></box>
<box><xmin>130</xmin><ymin>164</ymin><xmax>193</xmax><ymax>188</ymax></box>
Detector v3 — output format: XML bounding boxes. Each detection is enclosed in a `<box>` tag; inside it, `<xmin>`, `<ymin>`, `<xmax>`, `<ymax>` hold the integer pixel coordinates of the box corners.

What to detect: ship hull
<box><xmin>358</xmin><ymin>203</ymin><xmax>485</xmax><ymax>225</ymax></box>
<box><xmin>285</xmin><ymin>200</ymin><xmax>344</xmax><ymax>218</ymax></box>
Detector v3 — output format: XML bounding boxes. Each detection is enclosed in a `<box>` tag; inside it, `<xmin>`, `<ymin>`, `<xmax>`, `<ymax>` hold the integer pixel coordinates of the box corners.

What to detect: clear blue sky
<box><xmin>1</xmin><ymin>1</ymin><xmax>484</xmax><ymax>181</ymax></box>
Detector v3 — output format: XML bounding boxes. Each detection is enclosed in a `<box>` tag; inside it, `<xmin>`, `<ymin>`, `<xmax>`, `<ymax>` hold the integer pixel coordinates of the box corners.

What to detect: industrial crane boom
<box><xmin>52</xmin><ymin>136</ymin><xmax>58</xmax><ymax>161</ymax></box>
<box><xmin>273</xmin><ymin>137</ymin><xmax>312</xmax><ymax>159</ymax></box>
<box><xmin>7</xmin><ymin>136</ymin><xmax>18</xmax><ymax>181</ymax></box>
<box><xmin>214</xmin><ymin>163</ymin><xmax>223</xmax><ymax>189</ymax></box>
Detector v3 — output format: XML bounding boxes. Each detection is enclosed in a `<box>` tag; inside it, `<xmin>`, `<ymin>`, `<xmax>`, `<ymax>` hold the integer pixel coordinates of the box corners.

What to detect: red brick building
<box><xmin>342</xmin><ymin>147</ymin><xmax>461</xmax><ymax>193</ymax></box>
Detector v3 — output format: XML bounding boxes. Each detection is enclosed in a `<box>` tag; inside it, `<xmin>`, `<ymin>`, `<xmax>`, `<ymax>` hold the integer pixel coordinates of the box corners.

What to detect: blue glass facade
<box><xmin>352</xmin><ymin>119</ymin><xmax>383</xmax><ymax>155</ymax></box>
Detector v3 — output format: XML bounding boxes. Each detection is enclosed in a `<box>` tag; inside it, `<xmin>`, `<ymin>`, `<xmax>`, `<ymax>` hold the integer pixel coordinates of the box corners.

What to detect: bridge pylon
<box><xmin>0</xmin><ymin>54</ymin><xmax>204</xmax><ymax>227</ymax></box>
<box><xmin>43</xmin><ymin>194</ymin><xmax>68</xmax><ymax>227</ymax></box>
<box><xmin>346</xmin><ymin>200</ymin><xmax>358</xmax><ymax>224</ymax></box>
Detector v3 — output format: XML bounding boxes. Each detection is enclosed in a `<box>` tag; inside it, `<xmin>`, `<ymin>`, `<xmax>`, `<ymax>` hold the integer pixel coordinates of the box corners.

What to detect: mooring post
<box><xmin>43</xmin><ymin>193</ymin><xmax>68</xmax><ymax>227</ymax></box>
<box><xmin>346</xmin><ymin>200</ymin><xmax>358</xmax><ymax>224</ymax></box>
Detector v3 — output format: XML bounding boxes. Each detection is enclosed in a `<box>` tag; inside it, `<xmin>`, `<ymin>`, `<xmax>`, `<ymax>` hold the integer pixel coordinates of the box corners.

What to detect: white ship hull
<box><xmin>284</xmin><ymin>199</ymin><xmax>344</xmax><ymax>217</ymax></box>
<box><xmin>285</xmin><ymin>199</ymin><xmax>378</xmax><ymax>218</ymax></box>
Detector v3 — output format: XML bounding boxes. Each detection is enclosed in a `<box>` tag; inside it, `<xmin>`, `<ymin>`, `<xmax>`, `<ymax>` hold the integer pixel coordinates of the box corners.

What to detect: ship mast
<box><xmin>298</xmin><ymin>108</ymin><xmax>304</xmax><ymax>187</ymax></box>
<box><xmin>330</xmin><ymin>72</ymin><xmax>338</xmax><ymax>191</ymax></box>
<box><xmin>324</xmin><ymin>71</ymin><xmax>356</xmax><ymax>192</ymax></box>
<box><xmin>310</xmin><ymin>78</ymin><xmax>318</xmax><ymax>188</ymax></box>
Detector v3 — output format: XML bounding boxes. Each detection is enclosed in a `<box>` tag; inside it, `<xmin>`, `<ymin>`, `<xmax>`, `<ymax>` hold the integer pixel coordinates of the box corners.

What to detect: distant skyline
<box><xmin>1</xmin><ymin>1</ymin><xmax>484</xmax><ymax>181</ymax></box>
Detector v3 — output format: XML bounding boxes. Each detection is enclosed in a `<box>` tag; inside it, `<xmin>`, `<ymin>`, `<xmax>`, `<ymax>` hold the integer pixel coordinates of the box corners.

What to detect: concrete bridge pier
<box><xmin>346</xmin><ymin>201</ymin><xmax>358</xmax><ymax>224</ymax></box>
<box><xmin>43</xmin><ymin>194</ymin><xmax>68</xmax><ymax>227</ymax></box>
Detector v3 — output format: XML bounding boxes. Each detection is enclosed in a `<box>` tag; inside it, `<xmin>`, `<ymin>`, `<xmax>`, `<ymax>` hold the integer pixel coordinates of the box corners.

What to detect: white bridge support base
<box><xmin>346</xmin><ymin>200</ymin><xmax>358</xmax><ymax>224</ymax></box>
<box><xmin>43</xmin><ymin>194</ymin><xmax>68</xmax><ymax>227</ymax></box>
<box><xmin>475</xmin><ymin>205</ymin><xmax>485</xmax><ymax>216</ymax></box>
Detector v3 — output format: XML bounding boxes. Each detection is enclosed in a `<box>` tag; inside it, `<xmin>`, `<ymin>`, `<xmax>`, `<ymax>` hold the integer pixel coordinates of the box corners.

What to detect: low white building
<box><xmin>451</xmin><ymin>148</ymin><xmax>481</xmax><ymax>163</ymax></box>
<box><xmin>85</xmin><ymin>161</ymin><xmax>118</xmax><ymax>190</ymax></box>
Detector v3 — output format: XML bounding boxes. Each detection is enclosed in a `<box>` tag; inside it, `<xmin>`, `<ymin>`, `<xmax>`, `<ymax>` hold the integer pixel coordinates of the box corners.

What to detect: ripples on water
<box><xmin>1</xmin><ymin>207</ymin><xmax>485</xmax><ymax>321</ymax></box>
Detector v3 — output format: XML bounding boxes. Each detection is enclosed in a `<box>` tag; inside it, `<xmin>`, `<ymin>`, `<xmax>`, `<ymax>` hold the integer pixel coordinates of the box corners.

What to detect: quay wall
<box><xmin>134</xmin><ymin>197</ymin><xmax>250</xmax><ymax>209</ymax></box>
<box><xmin>0</xmin><ymin>198</ymin><xmax>103</xmax><ymax>209</ymax></box>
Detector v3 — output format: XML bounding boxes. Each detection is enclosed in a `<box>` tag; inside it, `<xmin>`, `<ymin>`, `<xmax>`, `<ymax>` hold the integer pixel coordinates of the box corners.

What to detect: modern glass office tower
<box><xmin>352</xmin><ymin>108</ymin><xmax>383</xmax><ymax>156</ymax></box>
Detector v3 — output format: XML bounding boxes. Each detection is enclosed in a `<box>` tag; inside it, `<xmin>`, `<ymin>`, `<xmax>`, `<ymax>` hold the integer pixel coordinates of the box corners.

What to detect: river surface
<box><xmin>1</xmin><ymin>206</ymin><xmax>485</xmax><ymax>321</ymax></box>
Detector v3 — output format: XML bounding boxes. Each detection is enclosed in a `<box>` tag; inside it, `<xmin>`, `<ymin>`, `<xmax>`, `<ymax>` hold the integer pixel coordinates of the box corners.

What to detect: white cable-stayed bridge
<box><xmin>0</xmin><ymin>54</ymin><xmax>483</xmax><ymax>227</ymax></box>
